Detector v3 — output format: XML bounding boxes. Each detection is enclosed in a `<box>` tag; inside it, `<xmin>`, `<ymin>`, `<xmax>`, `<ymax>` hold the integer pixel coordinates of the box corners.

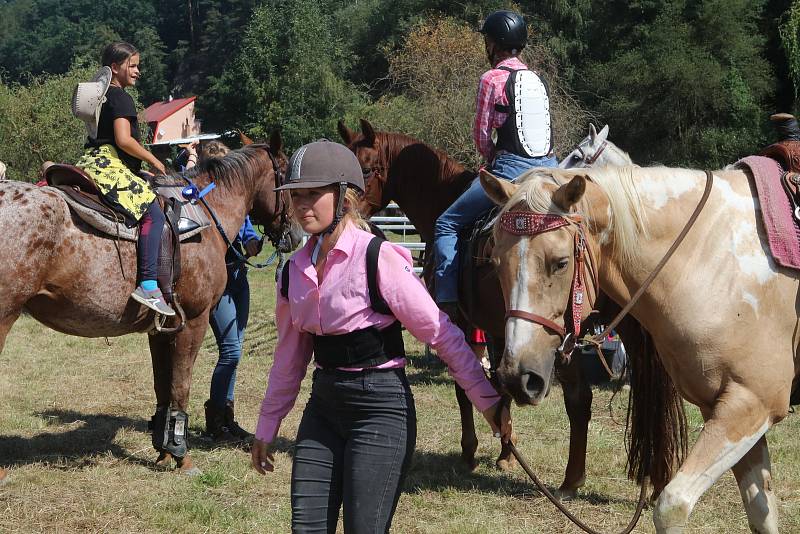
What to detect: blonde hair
<box><xmin>341</xmin><ymin>187</ymin><xmax>371</xmax><ymax>232</ymax></box>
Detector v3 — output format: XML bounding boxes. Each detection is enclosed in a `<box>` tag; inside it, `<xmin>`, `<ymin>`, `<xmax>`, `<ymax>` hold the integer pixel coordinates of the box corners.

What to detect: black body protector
<box><xmin>494</xmin><ymin>66</ymin><xmax>554</xmax><ymax>159</ymax></box>
<box><xmin>281</xmin><ymin>235</ymin><xmax>405</xmax><ymax>368</ymax></box>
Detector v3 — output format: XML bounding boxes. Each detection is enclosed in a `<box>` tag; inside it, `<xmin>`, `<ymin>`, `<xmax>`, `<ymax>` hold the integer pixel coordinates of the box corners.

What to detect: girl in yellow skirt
<box><xmin>76</xmin><ymin>42</ymin><xmax>174</xmax><ymax>316</ymax></box>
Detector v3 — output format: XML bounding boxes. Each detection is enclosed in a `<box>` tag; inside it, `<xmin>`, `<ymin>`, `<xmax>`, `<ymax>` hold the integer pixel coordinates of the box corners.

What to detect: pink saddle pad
<box><xmin>737</xmin><ymin>155</ymin><xmax>800</xmax><ymax>271</ymax></box>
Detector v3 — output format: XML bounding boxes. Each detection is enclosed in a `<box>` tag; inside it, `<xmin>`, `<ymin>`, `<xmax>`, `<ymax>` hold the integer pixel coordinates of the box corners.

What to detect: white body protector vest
<box><xmin>494</xmin><ymin>67</ymin><xmax>553</xmax><ymax>158</ymax></box>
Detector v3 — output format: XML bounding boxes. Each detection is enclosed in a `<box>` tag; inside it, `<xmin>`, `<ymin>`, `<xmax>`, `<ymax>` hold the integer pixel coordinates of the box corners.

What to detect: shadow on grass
<box><xmin>0</xmin><ymin>409</ymin><xmax>286</xmax><ymax>470</ymax></box>
<box><xmin>0</xmin><ymin>409</ymin><xmax>152</xmax><ymax>469</ymax></box>
<box><xmin>404</xmin><ymin>449</ymin><xmax>636</xmax><ymax>507</ymax></box>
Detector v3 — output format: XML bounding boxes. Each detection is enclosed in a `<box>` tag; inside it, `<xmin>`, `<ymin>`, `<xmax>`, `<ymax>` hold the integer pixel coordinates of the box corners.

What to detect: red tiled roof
<box><xmin>144</xmin><ymin>96</ymin><xmax>197</xmax><ymax>123</ymax></box>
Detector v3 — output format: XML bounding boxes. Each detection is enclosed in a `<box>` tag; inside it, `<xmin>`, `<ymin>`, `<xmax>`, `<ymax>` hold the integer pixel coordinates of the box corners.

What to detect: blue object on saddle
<box><xmin>181</xmin><ymin>179</ymin><xmax>216</xmax><ymax>204</ymax></box>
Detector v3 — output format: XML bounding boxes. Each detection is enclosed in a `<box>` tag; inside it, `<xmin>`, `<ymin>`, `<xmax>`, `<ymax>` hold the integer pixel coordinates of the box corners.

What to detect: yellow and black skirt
<box><xmin>76</xmin><ymin>144</ymin><xmax>156</xmax><ymax>223</ymax></box>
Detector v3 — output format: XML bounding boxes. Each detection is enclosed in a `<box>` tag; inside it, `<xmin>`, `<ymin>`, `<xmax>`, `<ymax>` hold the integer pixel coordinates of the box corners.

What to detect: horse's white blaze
<box><xmin>506</xmin><ymin>239</ymin><xmax>537</xmax><ymax>357</ymax></box>
<box><xmin>655</xmin><ymin>420</ymin><xmax>770</xmax><ymax>530</ymax></box>
<box><xmin>638</xmin><ymin>173</ymin><xmax>697</xmax><ymax>209</ymax></box>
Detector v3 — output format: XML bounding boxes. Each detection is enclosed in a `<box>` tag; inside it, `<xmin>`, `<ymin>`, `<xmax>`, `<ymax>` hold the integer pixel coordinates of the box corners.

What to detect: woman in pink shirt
<box><xmin>251</xmin><ymin>140</ymin><xmax>511</xmax><ymax>533</ymax></box>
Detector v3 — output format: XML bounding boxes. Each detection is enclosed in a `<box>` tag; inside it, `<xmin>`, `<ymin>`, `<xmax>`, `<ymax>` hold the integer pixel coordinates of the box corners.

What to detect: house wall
<box><xmin>151</xmin><ymin>103</ymin><xmax>200</xmax><ymax>143</ymax></box>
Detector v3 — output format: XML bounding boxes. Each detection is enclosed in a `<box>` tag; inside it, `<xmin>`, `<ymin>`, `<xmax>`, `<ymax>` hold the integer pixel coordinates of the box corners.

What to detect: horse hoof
<box><xmin>461</xmin><ymin>454</ymin><xmax>479</xmax><ymax>472</ymax></box>
<box><xmin>180</xmin><ymin>466</ymin><xmax>203</xmax><ymax>477</ymax></box>
<box><xmin>496</xmin><ymin>458</ymin><xmax>515</xmax><ymax>471</ymax></box>
<box><xmin>175</xmin><ymin>456</ymin><xmax>201</xmax><ymax>476</ymax></box>
<box><xmin>155</xmin><ymin>452</ymin><xmax>174</xmax><ymax>468</ymax></box>
<box><xmin>554</xmin><ymin>488</ymin><xmax>577</xmax><ymax>501</ymax></box>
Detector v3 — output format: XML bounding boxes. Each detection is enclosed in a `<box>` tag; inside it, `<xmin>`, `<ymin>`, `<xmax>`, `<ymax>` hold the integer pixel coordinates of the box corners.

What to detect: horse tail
<box><xmin>624</xmin><ymin>321</ymin><xmax>688</xmax><ymax>493</ymax></box>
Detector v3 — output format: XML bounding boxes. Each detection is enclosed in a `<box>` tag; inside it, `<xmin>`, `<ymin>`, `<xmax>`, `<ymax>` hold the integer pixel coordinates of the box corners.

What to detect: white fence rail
<box><xmin>370</xmin><ymin>203</ymin><xmax>425</xmax><ymax>275</ymax></box>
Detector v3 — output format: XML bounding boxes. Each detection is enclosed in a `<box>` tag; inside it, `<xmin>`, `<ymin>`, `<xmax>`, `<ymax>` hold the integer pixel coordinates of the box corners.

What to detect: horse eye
<box><xmin>554</xmin><ymin>258</ymin><xmax>569</xmax><ymax>272</ymax></box>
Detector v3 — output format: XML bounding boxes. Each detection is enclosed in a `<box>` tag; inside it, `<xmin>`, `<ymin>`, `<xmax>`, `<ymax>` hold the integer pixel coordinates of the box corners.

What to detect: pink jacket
<box><xmin>255</xmin><ymin>223</ymin><xmax>500</xmax><ymax>443</ymax></box>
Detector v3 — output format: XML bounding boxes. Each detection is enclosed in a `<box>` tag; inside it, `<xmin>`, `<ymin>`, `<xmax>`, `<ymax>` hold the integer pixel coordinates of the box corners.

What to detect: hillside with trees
<box><xmin>0</xmin><ymin>0</ymin><xmax>797</xmax><ymax>180</ymax></box>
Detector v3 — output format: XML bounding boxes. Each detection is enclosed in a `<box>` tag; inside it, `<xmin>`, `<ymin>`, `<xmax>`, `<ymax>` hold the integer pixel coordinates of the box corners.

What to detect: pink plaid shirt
<box><xmin>473</xmin><ymin>57</ymin><xmax>528</xmax><ymax>162</ymax></box>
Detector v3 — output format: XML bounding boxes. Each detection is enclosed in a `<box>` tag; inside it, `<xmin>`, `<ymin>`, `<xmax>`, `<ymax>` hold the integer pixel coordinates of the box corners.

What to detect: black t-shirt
<box><xmin>86</xmin><ymin>86</ymin><xmax>142</xmax><ymax>172</ymax></box>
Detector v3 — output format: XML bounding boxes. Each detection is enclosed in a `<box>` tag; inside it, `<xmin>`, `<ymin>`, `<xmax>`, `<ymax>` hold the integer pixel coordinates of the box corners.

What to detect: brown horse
<box><xmin>0</xmin><ymin>136</ymin><xmax>302</xmax><ymax>480</ymax></box>
<box><xmin>481</xmin><ymin>163</ymin><xmax>794</xmax><ymax>533</ymax></box>
<box><xmin>337</xmin><ymin>119</ymin><xmax>666</xmax><ymax>499</ymax></box>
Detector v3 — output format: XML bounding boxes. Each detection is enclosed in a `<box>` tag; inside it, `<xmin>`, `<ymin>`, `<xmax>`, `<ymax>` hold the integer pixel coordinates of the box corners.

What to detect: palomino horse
<box><xmin>481</xmin><ymin>164</ymin><xmax>794</xmax><ymax>533</ymax></box>
<box><xmin>337</xmin><ymin>119</ymin><xmax>668</xmax><ymax>499</ymax></box>
<box><xmin>0</xmin><ymin>137</ymin><xmax>302</xmax><ymax>480</ymax></box>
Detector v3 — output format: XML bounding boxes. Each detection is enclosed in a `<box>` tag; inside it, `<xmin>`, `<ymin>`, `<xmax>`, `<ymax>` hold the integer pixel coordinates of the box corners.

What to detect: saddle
<box><xmin>760</xmin><ymin>141</ymin><xmax>800</xmax><ymax>217</ymax></box>
<box><xmin>43</xmin><ymin>164</ymin><xmax>210</xmax><ymax>303</ymax></box>
<box><xmin>459</xmin><ymin>207</ymin><xmax>501</xmax><ymax>323</ymax></box>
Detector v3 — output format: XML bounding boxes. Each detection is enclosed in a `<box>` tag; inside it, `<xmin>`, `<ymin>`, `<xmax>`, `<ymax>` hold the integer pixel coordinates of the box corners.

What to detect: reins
<box><xmin>497</xmin><ymin>169</ymin><xmax>715</xmax><ymax>533</ymax></box>
<box><xmin>580</xmin><ymin>170</ymin><xmax>714</xmax><ymax>348</ymax></box>
<box><xmin>189</xmin><ymin>145</ymin><xmax>291</xmax><ymax>270</ymax></box>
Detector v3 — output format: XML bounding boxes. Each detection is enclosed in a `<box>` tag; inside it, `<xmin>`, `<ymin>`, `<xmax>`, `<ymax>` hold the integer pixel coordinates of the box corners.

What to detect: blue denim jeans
<box><xmin>208</xmin><ymin>276</ymin><xmax>250</xmax><ymax>407</ymax></box>
<box><xmin>291</xmin><ymin>368</ymin><xmax>416</xmax><ymax>533</ymax></box>
<box><xmin>433</xmin><ymin>153</ymin><xmax>558</xmax><ymax>303</ymax></box>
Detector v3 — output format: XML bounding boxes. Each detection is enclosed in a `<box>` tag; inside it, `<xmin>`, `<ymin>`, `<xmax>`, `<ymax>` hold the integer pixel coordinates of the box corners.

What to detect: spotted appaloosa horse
<box><xmin>0</xmin><ymin>136</ymin><xmax>302</xmax><ymax>480</ymax></box>
<box><xmin>338</xmin><ymin>119</ymin><xmax>675</xmax><ymax>500</ymax></box>
<box><xmin>482</xmin><ymin>164</ymin><xmax>796</xmax><ymax>533</ymax></box>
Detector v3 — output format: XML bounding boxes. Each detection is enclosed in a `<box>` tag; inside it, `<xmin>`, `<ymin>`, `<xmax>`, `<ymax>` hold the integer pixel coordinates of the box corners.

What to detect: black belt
<box><xmin>313</xmin><ymin>323</ymin><xmax>404</xmax><ymax>369</ymax></box>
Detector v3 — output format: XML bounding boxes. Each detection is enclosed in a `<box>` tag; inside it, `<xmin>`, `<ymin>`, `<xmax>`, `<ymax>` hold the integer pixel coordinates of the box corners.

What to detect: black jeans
<box><xmin>291</xmin><ymin>367</ymin><xmax>417</xmax><ymax>533</ymax></box>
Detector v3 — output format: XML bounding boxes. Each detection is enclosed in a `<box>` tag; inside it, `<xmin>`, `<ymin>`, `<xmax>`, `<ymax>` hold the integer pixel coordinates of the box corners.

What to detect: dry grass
<box><xmin>2</xmin><ymin>265</ymin><xmax>800</xmax><ymax>533</ymax></box>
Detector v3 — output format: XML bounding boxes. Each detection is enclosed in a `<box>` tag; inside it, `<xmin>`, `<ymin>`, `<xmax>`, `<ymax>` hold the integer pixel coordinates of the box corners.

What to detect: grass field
<box><xmin>1</xmin><ymin>264</ymin><xmax>799</xmax><ymax>533</ymax></box>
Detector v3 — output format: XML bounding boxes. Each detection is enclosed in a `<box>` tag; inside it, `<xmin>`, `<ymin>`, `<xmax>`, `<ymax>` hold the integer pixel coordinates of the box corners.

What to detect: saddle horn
<box><xmin>770</xmin><ymin>113</ymin><xmax>800</xmax><ymax>142</ymax></box>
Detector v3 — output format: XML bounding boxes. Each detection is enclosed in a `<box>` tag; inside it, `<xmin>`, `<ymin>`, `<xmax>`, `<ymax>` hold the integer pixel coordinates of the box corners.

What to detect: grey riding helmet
<box><xmin>480</xmin><ymin>10</ymin><xmax>527</xmax><ymax>51</ymax></box>
<box><xmin>275</xmin><ymin>140</ymin><xmax>365</xmax><ymax>192</ymax></box>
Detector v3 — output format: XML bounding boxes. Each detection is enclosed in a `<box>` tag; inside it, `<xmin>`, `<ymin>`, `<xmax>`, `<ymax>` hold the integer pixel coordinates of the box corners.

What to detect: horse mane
<box><xmin>158</xmin><ymin>145</ymin><xmax>271</xmax><ymax>192</ymax></box>
<box><xmin>374</xmin><ymin>131</ymin><xmax>472</xmax><ymax>188</ymax></box>
<box><xmin>498</xmin><ymin>166</ymin><xmax>652</xmax><ymax>265</ymax></box>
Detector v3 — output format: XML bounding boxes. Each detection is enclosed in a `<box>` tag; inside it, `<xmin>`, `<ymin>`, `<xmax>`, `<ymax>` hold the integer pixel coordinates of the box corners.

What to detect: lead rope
<box><xmin>507</xmin><ymin>439</ymin><xmax>649</xmax><ymax>534</ymax></box>
<box><xmin>492</xmin><ymin>399</ymin><xmax>647</xmax><ymax>534</ymax></box>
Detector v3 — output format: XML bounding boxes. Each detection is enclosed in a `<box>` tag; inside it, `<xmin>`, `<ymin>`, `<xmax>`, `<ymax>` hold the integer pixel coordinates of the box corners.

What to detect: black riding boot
<box><xmin>224</xmin><ymin>400</ymin><xmax>254</xmax><ymax>443</ymax></box>
<box><xmin>204</xmin><ymin>399</ymin><xmax>237</xmax><ymax>442</ymax></box>
<box><xmin>770</xmin><ymin>113</ymin><xmax>800</xmax><ymax>141</ymax></box>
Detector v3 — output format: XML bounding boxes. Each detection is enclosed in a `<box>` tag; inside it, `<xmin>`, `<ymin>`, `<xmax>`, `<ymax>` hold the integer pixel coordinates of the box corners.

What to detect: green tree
<box><xmin>361</xmin><ymin>16</ymin><xmax>591</xmax><ymax>167</ymax></box>
<box><xmin>582</xmin><ymin>0</ymin><xmax>774</xmax><ymax>166</ymax></box>
<box><xmin>0</xmin><ymin>64</ymin><xmax>95</xmax><ymax>181</ymax></box>
<box><xmin>207</xmin><ymin>0</ymin><xmax>365</xmax><ymax>149</ymax></box>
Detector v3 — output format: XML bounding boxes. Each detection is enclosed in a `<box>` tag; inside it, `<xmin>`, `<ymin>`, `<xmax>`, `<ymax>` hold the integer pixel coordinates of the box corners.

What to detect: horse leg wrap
<box><xmin>149</xmin><ymin>406</ymin><xmax>189</xmax><ymax>458</ymax></box>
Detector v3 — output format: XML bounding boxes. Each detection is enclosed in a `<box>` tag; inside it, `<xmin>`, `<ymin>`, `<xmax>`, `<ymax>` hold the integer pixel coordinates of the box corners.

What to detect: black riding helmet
<box><xmin>276</xmin><ymin>140</ymin><xmax>364</xmax><ymax>249</ymax></box>
<box><xmin>480</xmin><ymin>10</ymin><xmax>527</xmax><ymax>51</ymax></box>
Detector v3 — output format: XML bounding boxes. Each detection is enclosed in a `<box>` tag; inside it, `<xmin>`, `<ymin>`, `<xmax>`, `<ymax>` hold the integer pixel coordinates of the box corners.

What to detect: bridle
<box><xmin>494</xmin><ymin>170</ymin><xmax>715</xmax><ymax>534</ymax></box>
<box><xmin>260</xmin><ymin>146</ymin><xmax>293</xmax><ymax>252</ymax></box>
<box><xmin>192</xmin><ymin>144</ymin><xmax>294</xmax><ymax>270</ymax></box>
<box><xmin>359</xmin><ymin>161</ymin><xmax>388</xmax><ymax>214</ymax></box>
<box><xmin>499</xmin><ymin>170</ymin><xmax>714</xmax><ymax>362</ymax></box>
<box><xmin>500</xmin><ymin>211</ymin><xmax>599</xmax><ymax>362</ymax></box>
<box><xmin>564</xmin><ymin>138</ymin><xmax>608</xmax><ymax>168</ymax></box>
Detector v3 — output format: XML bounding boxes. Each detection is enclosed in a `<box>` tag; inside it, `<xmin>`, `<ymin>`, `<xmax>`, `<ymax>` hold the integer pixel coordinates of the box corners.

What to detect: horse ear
<box><xmin>589</xmin><ymin>123</ymin><xmax>598</xmax><ymax>142</ymax></box>
<box><xmin>552</xmin><ymin>175</ymin><xmax>587</xmax><ymax>211</ymax></box>
<box><xmin>480</xmin><ymin>169</ymin><xmax>518</xmax><ymax>205</ymax></box>
<box><xmin>359</xmin><ymin>118</ymin><xmax>376</xmax><ymax>146</ymax></box>
<box><xmin>269</xmin><ymin>130</ymin><xmax>283</xmax><ymax>155</ymax></box>
<box><xmin>239</xmin><ymin>129</ymin><xmax>254</xmax><ymax>146</ymax></box>
<box><xmin>337</xmin><ymin>120</ymin><xmax>354</xmax><ymax>144</ymax></box>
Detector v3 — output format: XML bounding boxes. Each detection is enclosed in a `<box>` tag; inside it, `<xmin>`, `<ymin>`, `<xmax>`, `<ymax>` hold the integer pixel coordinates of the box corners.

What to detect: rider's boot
<box><xmin>224</xmin><ymin>400</ymin><xmax>254</xmax><ymax>443</ymax></box>
<box><xmin>204</xmin><ymin>399</ymin><xmax>237</xmax><ymax>443</ymax></box>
